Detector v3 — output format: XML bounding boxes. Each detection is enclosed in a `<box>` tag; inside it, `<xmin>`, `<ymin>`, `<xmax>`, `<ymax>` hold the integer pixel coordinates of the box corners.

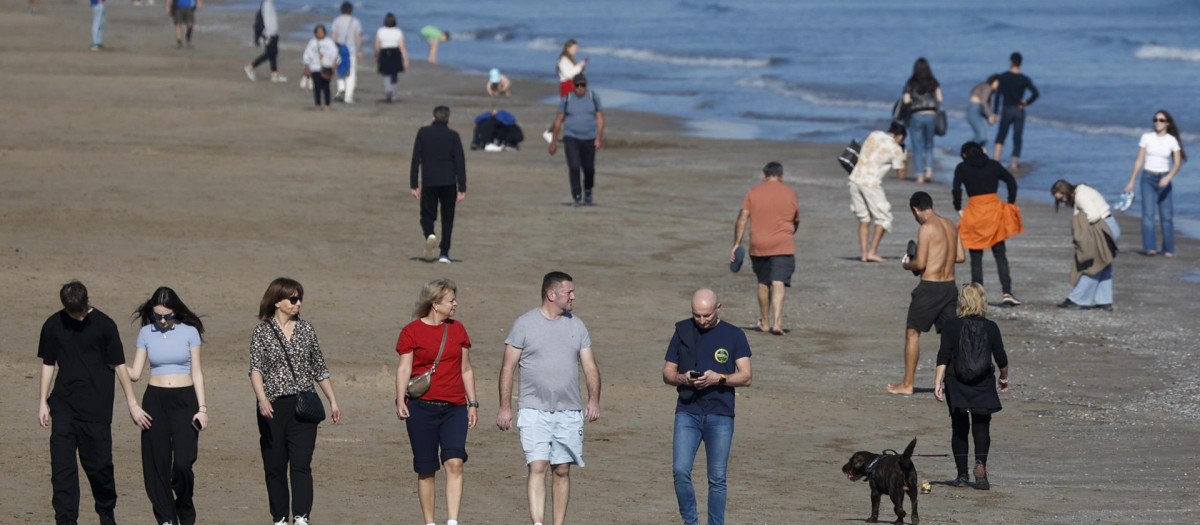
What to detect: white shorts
<box><xmin>517</xmin><ymin>408</ymin><xmax>585</xmax><ymax>467</ymax></box>
<box><xmin>848</xmin><ymin>181</ymin><xmax>893</xmax><ymax>231</ymax></box>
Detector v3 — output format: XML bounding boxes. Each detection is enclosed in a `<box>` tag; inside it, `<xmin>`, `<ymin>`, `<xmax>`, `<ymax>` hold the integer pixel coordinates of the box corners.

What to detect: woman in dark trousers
<box><xmin>952</xmin><ymin>141</ymin><xmax>1024</xmax><ymax>306</ymax></box>
<box><xmin>126</xmin><ymin>287</ymin><xmax>208</xmax><ymax>525</ymax></box>
<box><xmin>395</xmin><ymin>278</ymin><xmax>478</xmax><ymax>525</ymax></box>
<box><xmin>933</xmin><ymin>283</ymin><xmax>1009</xmax><ymax>490</ymax></box>
<box><xmin>250</xmin><ymin>278</ymin><xmax>341</xmax><ymax>525</ymax></box>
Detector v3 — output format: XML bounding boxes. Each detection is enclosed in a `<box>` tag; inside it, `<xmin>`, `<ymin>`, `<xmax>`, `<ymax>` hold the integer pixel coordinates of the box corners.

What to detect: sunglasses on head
<box><xmin>286</xmin><ymin>295</ymin><xmax>303</xmax><ymax>304</ymax></box>
<box><xmin>1154</xmin><ymin>118</ymin><xmax>1169</xmax><ymax>123</ymax></box>
<box><xmin>151</xmin><ymin>313</ymin><xmax>176</xmax><ymax>322</ymax></box>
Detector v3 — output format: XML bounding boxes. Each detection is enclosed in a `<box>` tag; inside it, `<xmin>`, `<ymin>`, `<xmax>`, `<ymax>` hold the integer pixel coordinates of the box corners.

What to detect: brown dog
<box><xmin>841</xmin><ymin>438</ymin><xmax>919</xmax><ymax>525</ymax></box>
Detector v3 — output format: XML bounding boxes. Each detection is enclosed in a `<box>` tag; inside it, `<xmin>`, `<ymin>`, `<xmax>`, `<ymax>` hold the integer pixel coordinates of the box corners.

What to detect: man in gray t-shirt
<box><xmin>548</xmin><ymin>74</ymin><xmax>605</xmax><ymax>206</ymax></box>
<box><xmin>497</xmin><ymin>271</ymin><xmax>601</xmax><ymax>525</ymax></box>
<box><xmin>330</xmin><ymin>1</ymin><xmax>363</xmax><ymax>103</ymax></box>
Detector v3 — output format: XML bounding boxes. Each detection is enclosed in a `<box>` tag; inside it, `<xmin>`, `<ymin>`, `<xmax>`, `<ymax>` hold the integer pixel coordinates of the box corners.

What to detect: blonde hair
<box><xmin>414</xmin><ymin>278</ymin><xmax>457</xmax><ymax>318</ymax></box>
<box><xmin>957</xmin><ymin>283</ymin><xmax>988</xmax><ymax>318</ymax></box>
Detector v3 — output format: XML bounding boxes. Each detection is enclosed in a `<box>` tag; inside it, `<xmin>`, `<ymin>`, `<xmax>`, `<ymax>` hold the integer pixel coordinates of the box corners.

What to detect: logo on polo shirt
<box><xmin>714</xmin><ymin>348</ymin><xmax>729</xmax><ymax>363</ymax></box>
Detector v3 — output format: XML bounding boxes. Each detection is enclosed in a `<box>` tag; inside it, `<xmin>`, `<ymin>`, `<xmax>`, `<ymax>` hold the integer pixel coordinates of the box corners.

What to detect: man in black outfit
<box><xmin>410</xmin><ymin>105</ymin><xmax>467</xmax><ymax>263</ymax></box>
<box><xmin>37</xmin><ymin>280</ymin><xmax>151</xmax><ymax>525</ymax></box>
<box><xmin>991</xmin><ymin>52</ymin><xmax>1039</xmax><ymax>172</ymax></box>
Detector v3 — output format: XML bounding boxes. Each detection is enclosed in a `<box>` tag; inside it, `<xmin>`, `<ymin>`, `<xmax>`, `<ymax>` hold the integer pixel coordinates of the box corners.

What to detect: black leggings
<box><xmin>950</xmin><ymin>411</ymin><xmax>991</xmax><ymax>476</ymax></box>
<box><xmin>311</xmin><ymin>72</ymin><xmax>331</xmax><ymax>107</ymax></box>
<box><xmin>969</xmin><ymin>241</ymin><xmax>1012</xmax><ymax>295</ymax></box>
<box><xmin>252</xmin><ymin>35</ymin><xmax>279</xmax><ymax>72</ymax></box>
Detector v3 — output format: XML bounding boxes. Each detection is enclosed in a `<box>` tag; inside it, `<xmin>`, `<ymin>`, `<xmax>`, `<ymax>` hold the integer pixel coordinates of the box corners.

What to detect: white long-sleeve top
<box><xmin>557</xmin><ymin>55</ymin><xmax>584</xmax><ymax>82</ymax></box>
<box><xmin>260</xmin><ymin>0</ymin><xmax>278</xmax><ymax>37</ymax></box>
<box><xmin>1072</xmin><ymin>184</ymin><xmax>1111</xmax><ymax>224</ymax></box>
<box><xmin>303</xmin><ymin>37</ymin><xmax>339</xmax><ymax>70</ymax></box>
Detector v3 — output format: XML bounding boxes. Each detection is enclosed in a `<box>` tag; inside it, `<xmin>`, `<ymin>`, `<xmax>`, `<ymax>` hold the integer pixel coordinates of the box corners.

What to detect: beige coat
<box><xmin>1070</xmin><ymin>212</ymin><xmax>1117</xmax><ymax>286</ymax></box>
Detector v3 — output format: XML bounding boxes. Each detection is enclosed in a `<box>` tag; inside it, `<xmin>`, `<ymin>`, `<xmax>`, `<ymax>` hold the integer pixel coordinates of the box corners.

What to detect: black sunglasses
<box><xmin>151</xmin><ymin>313</ymin><xmax>176</xmax><ymax>321</ymax></box>
<box><xmin>1154</xmin><ymin>118</ymin><xmax>1169</xmax><ymax>123</ymax></box>
<box><xmin>286</xmin><ymin>295</ymin><xmax>303</xmax><ymax>304</ymax></box>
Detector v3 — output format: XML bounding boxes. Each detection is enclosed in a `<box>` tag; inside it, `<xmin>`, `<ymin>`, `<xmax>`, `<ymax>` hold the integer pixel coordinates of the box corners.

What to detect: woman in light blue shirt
<box><xmin>126</xmin><ymin>287</ymin><xmax>207</xmax><ymax>525</ymax></box>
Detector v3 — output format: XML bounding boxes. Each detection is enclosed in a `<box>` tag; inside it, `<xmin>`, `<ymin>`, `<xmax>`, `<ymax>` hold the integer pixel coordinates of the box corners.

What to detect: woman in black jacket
<box><xmin>933</xmin><ymin>283</ymin><xmax>1009</xmax><ymax>490</ymax></box>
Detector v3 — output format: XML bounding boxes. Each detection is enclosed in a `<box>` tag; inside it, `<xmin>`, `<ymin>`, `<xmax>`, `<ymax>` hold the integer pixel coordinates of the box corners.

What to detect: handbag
<box><xmin>320</xmin><ymin>67</ymin><xmax>334</xmax><ymax>80</ymax></box>
<box><xmin>838</xmin><ymin>138</ymin><xmax>862</xmax><ymax>174</ymax></box>
<box><xmin>272</xmin><ymin>325</ymin><xmax>326</xmax><ymax>424</ymax></box>
<box><xmin>406</xmin><ymin>324</ymin><xmax>449</xmax><ymax>399</ymax></box>
<box><xmin>934</xmin><ymin>105</ymin><xmax>948</xmax><ymax>136</ymax></box>
<box><xmin>892</xmin><ymin>99</ymin><xmax>911</xmax><ymax>123</ymax></box>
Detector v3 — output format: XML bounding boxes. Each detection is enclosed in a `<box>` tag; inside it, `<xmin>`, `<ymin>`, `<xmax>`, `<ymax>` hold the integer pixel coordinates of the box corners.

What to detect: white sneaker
<box><xmin>542</xmin><ymin>130</ymin><xmax>553</xmax><ymax>143</ymax></box>
<box><xmin>244</xmin><ymin>65</ymin><xmax>256</xmax><ymax>81</ymax></box>
<box><xmin>293</xmin><ymin>517</ymin><xmax>309</xmax><ymax>525</ymax></box>
<box><xmin>424</xmin><ymin>234</ymin><xmax>438</xmax><ymax>262</ymax></box>
<box><xmin>343</xmin><ymin>98</ymin><xmax>355</xmax><ymax>104</ymax></box>
<box><xmin>438</xmin><ymin>255</ymin><xmax>452</xmax><ymax>264</ymax></box>
<box><xmin>273</xmin><ymin>520</ymin><xmax>286</xmax><ymax>525</ymax></box>
<box><xmin>271</xmin><ymin>75</ymin><xmax>289</xmax><ymax>83</ymax></box>
<box><xmin>484</xmin><ymin>143</ymin><xmax>504</xmax><ymax>152</ymax></box>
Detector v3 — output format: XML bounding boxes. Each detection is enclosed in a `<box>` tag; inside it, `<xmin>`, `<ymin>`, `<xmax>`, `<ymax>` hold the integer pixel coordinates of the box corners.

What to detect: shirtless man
<box><xmin>887</xmin><ymin>191</ymin><xmax>964</xmax><ymax>395</ymax></box>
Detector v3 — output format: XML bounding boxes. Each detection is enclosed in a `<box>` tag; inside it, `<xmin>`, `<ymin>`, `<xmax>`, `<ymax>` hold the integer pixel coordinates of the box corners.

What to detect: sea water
<box><xmin>249</xmin><ymin>0</ymin><xmax>1199</xmax><ymax>237</ymax></box>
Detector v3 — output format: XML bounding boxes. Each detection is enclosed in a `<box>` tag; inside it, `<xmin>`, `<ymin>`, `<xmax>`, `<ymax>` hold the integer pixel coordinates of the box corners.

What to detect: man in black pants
<box><xmin>549</xmin><ymin>74</ymin><xmax>604</xmax><ymax>206</ymax></box>
<box><xmin>411</xmin><ymin>105</ymin><xmax>466</xmax><ymax>263</ymax></box>
<box><xmin>37</xmin><ymin>280</ymin><xmax>152</xmax><ymax>525</ymax></box>
<box><xmin>991</xmin><ymin>52</ymin><xmax>1038</xmax><ymax>172</ymax></box>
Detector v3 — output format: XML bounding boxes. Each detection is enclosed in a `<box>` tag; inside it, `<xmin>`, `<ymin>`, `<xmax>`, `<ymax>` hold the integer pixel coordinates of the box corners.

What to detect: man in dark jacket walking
<box><xmin>411</xmin><ymin>105</ymin><xmax>466</xmax><ymax>263</ymax></box>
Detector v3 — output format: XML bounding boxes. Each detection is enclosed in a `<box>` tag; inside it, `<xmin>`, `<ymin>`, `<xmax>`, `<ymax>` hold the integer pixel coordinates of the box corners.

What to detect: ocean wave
<box><xmin>525</xmin><ymin>39</ymin><xmax>776</xmax><ymax>69</ymax></box>
<box><xmin>677</xmin><ymin>1</ymin><xmax>732</xmax><ymax>14</ymax></box>
<box><xmin>1135</xmin><ymin>44</ymin><xmax>1200</xmax><ymax>62</ymax></box>
<box><xmin>1026</xmin><ymin>116</ymin><xmax>1200</xmax><ymax>142</ymax></box>
<box><xmin>453</xmin><ymin>25</ymin><xmax>526</xmax><ymax>42</ymax></box>
<box><xmin>736</xmin><ymin>76</ymin><xmax>892</xmax><ymax>111</ymax></box>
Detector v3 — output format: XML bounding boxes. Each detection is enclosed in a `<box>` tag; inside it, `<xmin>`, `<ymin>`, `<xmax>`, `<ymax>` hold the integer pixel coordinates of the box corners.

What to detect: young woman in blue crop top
<box><xmin>126</xmin><ymin>287</ymin><xmax>207</xmax><ymax>525</ymax></box>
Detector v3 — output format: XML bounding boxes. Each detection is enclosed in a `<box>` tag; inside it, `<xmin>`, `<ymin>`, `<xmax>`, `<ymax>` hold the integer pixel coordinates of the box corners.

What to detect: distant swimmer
<box><xmin>992</xmin><ymin>52</ymin><xmax>1038</xmax><ymax>172</ymax></box>
<box><xmin>420</xmin><ymin>25</ymin><xmax>450</xmax><ymax>63</ymax></box>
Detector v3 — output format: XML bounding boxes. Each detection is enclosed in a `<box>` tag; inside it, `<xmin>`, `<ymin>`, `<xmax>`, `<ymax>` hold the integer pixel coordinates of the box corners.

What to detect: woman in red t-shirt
<box><xmin>395</xmin><ymin>278</ymin><xmax>477</xmax><ymax>525</ymax></box>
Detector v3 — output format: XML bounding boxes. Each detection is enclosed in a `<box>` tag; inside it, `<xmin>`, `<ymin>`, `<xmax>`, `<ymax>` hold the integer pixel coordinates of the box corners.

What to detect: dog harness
<box><xmin>864</xmin><ymin>449</ymin><xmax>899</xmax><ymax>477</ymax></box>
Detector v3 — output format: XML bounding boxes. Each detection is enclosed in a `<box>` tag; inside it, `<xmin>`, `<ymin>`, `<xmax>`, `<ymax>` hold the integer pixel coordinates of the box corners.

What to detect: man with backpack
<box><xmin>548</xmin><ymin>74</ymin><xmax>604</xmax><ymax>206</ymax></box>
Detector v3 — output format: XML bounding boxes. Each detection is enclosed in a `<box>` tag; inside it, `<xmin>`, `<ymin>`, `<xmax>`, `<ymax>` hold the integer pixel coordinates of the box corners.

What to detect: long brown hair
<box><xmin>1050</xmin><ymin>179</ymin><xmax>1075</xmax><ymax>212</ymax></box>
<box><xmin>1155</xmin><ymin>110</ymin><xmax>1187</xmax><ymax>162</ymax></box>
<box><xmin>258</xmin><ymin>277</ymin><xmax>304</xmax><ymax>321</ymax></box>
<box><xmin>558</xmin><ymin>39</ymin><xmax>578</xmax><ymax>66</ymax></box>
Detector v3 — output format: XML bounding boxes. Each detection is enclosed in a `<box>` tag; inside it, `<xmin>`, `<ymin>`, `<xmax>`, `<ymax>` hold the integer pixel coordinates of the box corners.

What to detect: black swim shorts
<box><xmin>906</xmin><ymin>280</ymin><xmax>957</xmax><ymax>333</ymax></box>
<box><xmin>750</xmin><ymin>255</ymin><xmax>794</xmax><ymax>287</ymax></box>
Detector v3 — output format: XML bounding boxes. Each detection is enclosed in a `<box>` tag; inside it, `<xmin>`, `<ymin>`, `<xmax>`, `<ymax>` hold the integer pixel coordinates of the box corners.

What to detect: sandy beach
<box><xmin>3</xmin><ymin>3</ymin><xmax>1200</xmax><ymax>524</ymax></box>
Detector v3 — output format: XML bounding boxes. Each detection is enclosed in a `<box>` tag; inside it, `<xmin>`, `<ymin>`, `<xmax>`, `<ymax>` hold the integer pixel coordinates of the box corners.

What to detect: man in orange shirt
<box><xmin>731</xmin><ymin>162</ymin><xmax>800</xmax><ymax>335</ymax></box>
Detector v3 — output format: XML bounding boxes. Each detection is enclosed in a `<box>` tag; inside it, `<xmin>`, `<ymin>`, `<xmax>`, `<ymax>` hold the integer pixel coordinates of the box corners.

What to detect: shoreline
<box><xmin>3</xmin><ymin>3</ymin><xmax>1200</xmax><ymax>524</ymax></box>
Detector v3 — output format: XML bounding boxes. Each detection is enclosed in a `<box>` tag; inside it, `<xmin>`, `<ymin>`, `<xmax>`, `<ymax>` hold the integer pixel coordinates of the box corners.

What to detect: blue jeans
<box><xmin>91</xmin><ymin>3</ymin><xmax>105</xmax><ymax>46</ymax></box>
<box><xmin>1069</xmin><ymin>216</ymin><xmax>1120</xmax><ymax>306</ymax></box>
<box><xmin>966</xmin><ymin>103</ymin><xmax>989</xmax><ymax>148</ymax></box>
<box><xmin>908</xmin><ymin>112</ymin><xmax>936</xmax><ymax>173</ymax></box>
<box><xmin>672</xmin><ymin>412</ymin><xmax>734</xmax><ymax>525</ymax></box>
<box><xmin>1139</xmin><ymin>170</ymin><xmax>1174</xmax><ymax>254</ymax></box>
<box><xmin>995</xmin><ymin>106</ymin><xmax>1025</xmax><ymax>157</ymax></box>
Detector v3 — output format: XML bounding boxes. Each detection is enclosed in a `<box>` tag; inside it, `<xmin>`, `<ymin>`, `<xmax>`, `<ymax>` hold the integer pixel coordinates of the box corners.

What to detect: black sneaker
<box><xmin>1057</xmin><ymin>298</ymin><xmax>1090</xmax><ymax>310</ymax></box>
<box><xmin>1094</xmin><ymin>303</ymin><xmax>1113</xmax><ymax>311</ymax></box>
<box><xmin>584</xmin><ymin>190</ymin><xmax>593</xmax><ymax>206</ymax></box>
<box><xmin>572</xmin><ymin>195</ymin><xmax>582</xmax><ymax>207</ymax></box>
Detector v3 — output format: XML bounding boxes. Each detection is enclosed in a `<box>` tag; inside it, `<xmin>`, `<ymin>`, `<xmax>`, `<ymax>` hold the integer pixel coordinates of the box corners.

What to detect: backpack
<box><xmin>953</xmin><ymin>317</ymin><xmax>994</xmax><ymax>385</ymax></box>
<box><xmin>562</xmin><ymin>90</ymin><xmax>598</xmax><ymax>115</ymax></box>
<box><xmin>838</xmin><ymin>138</ymin><xmax>861</xmax><ymax>174</ymax></box>
<box><xmin>253</xmin><ymin>9</ymin><xmax>265</xmax><ymax>46</ymax></box>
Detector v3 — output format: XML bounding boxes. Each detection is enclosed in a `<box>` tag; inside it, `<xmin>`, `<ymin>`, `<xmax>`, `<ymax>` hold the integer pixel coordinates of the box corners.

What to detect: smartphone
<box><xmin>688</xmin><ymin>370</ymin><xmax>702</xmax><ymax>379</ymax></box>
<box><xmin>191</xmin><ymin>419</ymin><xmax>203</xmax><ymax>432</ymax></box>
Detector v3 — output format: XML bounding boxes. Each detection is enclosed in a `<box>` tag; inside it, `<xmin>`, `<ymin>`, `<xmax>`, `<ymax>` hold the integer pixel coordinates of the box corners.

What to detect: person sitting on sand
<box><xmin>420</xmin><ymin>25</ymin><xmax>449</xmax><ymax>63</ymax></box>
<box><xmin>486</xmin><ymin>68</ymin><xmax>511</xmax><ymax>98</ymax></box>
<box><xmin>731</xmin><ymin>161</ymin><xmax>799</xmax><ymax>335</ymax></box>
<box><xmin>848</xmin><ymin>122</ymin><xmax>907</xmax><ymax>263</ymax></box>
<box><xmin>890</xmin><ymin>191</ymin><xmax>963</xmax><ymax>395</ymax></box>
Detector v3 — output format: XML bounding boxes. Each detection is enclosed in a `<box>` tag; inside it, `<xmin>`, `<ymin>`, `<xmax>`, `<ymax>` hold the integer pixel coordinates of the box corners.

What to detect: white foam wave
<box><xmin>736</xmin><ymin>76</ymin><xmax>892</xmax><ymax>111</ymax></box>
<box><xmin>524</xmin><ymin>39</ymin><xmax>773</xmax><ymax>68</ymax></box>
<box><xmin>1135</xmin><ymin>44</ymin><xmax>1200</xmax><ymax>63</ymax></box>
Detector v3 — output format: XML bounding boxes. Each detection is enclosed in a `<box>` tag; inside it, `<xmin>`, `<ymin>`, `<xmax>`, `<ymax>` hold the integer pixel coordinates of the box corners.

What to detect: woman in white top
<box><xmin>556</xmin><ymin>39</ymin><xmax>587</xmax><ymax>98</ymax></box>
<box><xmin>374</xmin><ymin>13</ymin><xmax>408</xmax><ymax>103</ymax></box>
<box><xmin>126</xmin><ymin>287</ymin><xmax>208</xmax><ymax>525</ymax></box>
<box><xmin>1051</xmin><ymin>180</ymin><xmax>1120</xmax><ymax>310</ymax></box>
<box><xmin>1124</xmin><ymin>110</ymin><xmax>1185</xmax><ymax>257</ymax></box>
<box><xmin>303</xmin><ymin>25</ymin><xmax>340</xmax><ymax>111</ymax></box>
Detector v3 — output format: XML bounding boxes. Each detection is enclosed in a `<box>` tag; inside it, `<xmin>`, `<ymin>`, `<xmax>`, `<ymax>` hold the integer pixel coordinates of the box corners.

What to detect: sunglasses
<box><xmin>574</xmin><ymin>83</ymin><xmax>587</xmax><ymax>88</ymax></box>
<box><xmin>1154</xmin><ymin>118</ymin><xmax>1169</xmax><ymax>123</ymax></box>
<box><xmin>285</xmin><ymin>295</ymin><xmax>303</xmax><ymax>304</ymax></box>
<box><xmin>150</xmin><ymin>313</ymin><xmax>176</xmax><ymax>322</ymax></box>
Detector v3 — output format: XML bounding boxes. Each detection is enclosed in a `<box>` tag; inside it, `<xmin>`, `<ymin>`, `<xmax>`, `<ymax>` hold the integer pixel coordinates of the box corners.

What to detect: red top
<box><xmin>396</xmin><ymin>318</ymin><xmax>472</xmax><ymax>404</ymax></box>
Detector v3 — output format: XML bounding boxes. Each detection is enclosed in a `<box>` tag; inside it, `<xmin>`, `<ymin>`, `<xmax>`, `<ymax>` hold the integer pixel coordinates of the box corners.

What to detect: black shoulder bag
<box><xmin>272</xmin><ymin>325</ymin><xmax>326</xmax><ymax>424</ymax></box>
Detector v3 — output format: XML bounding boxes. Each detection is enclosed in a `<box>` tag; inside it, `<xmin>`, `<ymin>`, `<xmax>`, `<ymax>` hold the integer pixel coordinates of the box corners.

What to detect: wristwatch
<box><xmin>718</xmin><ymin>374</ymin><xmax>727</xmax><ymax>386</ymax></box>
<box><xmin>466</xmin><ymin>401</ymin><xmax>480</xmax><ymax>408</ymax></box>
